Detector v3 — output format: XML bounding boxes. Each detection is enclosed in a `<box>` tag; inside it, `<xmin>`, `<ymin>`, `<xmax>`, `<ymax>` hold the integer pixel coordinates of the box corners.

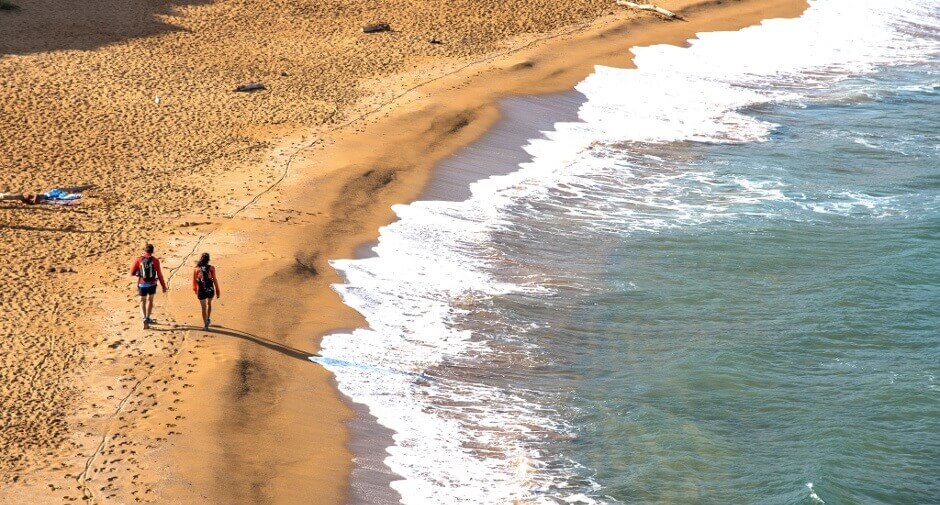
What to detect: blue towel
<box><xmin>43</xmin><ymin>188</ymin><xmax>82</xmax><ymax>201</ymax></box>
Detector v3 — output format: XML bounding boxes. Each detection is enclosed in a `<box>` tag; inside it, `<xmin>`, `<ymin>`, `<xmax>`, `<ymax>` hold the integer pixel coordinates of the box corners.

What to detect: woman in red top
<box><xmin>192</xmin><ymin>253</ymin><xmax>220</xmax><ymax>331</ymax></box>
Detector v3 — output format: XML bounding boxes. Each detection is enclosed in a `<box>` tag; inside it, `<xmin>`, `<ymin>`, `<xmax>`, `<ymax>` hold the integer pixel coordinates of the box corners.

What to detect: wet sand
<box><xmin>342</xmin><ymin>90</ymin><xmax>588</xmax><ymax>504</ymax></box>
<box><xmin>422</xmin><ymin>91</ymin><xmax>587</xmax><ymax>202</ymax></box>
<box><xmin>0</xmin><ymin>0</ymin><xmax>808</xmax><ymax>502</ymax></box>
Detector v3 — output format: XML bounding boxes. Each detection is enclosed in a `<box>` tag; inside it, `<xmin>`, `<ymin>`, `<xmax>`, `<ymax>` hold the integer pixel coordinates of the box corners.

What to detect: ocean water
<box><xmin>317</xmin><ymin>0</ymin><xmax>940</xmax><ymax>503</ymax></box>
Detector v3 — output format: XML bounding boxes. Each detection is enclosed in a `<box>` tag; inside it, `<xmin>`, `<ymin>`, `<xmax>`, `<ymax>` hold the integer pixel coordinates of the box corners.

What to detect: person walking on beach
<box><xmin>131</xmin><ymin>243</ymin><xmax>167</xmax><ymax>329</ymax></box>
<box><xmin>192</xmin><ymin>253</ymin><xmax>220</xmax><ymax>331</ymax></box>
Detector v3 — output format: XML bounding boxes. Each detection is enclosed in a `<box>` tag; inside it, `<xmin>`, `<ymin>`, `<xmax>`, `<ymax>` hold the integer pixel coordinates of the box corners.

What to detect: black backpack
<box><xmin>139</xmin><ymin>256</ymin><xmax>157</xmax><ymax>282</ymax></box>
<box><xmin>197</xmin><ymin>264</ymin><xmax>214</xmax><ymax>293</ymax></box>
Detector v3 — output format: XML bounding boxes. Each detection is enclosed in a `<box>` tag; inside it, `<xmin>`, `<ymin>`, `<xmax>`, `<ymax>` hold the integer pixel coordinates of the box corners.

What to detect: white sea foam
<box><xmin>318</xmin><ymin>1</ymin><xmax>939</xmax><ymax>503</ymax></box>
<box><xmin>807</xmin><ymin>482</ymin><xmax>826</xmax><ymax>503</ymax></box>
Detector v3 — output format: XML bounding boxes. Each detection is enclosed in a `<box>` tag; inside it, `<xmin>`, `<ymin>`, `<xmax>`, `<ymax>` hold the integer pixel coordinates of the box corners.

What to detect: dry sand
<box><xmin>0</xmin><ymin>0</ymin><xmax>807</xmax><ymax>502</ymax></box>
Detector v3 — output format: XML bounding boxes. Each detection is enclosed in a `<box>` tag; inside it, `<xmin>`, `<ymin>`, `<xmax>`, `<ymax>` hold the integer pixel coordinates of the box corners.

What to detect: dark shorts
<box><xmin>138</xmin><ymin>284</ymin><xmax>157</xmax><ymax>296</ymax></box>
<box><xmin>197</xmin><ymin>289</ymin><xmax>214</xmax><ymax>301</ymax></box>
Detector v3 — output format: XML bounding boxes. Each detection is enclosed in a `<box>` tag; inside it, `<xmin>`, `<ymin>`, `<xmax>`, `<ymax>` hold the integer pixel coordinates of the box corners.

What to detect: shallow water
<box><xmin>319</xmin><ymin>1</ymin><xmax>939</xmax><ymax>503</ymax></box>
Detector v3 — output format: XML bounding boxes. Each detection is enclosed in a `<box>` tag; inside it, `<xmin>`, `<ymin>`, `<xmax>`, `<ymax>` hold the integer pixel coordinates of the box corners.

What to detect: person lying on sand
<box><xmin>131</xmin><ymin>243</ymin><xmax>168</xmax><ymax>329</ymax></box>
<box><xmin>1</xmin><ymin>192</ymin><xmax>46</xmax><ymax>204</ymax></box>
<box><xmin>192</xmin><ymin>253</ymin><xmax>221</xmax><ymax>331</ymax></box>
<box><xmin>0</xmin><ymin>185</ymin><xmax>95</xmax><ymax>205</ymax></box>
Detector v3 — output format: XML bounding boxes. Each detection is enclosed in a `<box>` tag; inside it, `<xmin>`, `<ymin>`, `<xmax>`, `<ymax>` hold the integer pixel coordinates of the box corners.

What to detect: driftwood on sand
<box><xmin>615</xmin><ymin>1</ymin><xmax>686</xmax><ymax>21</ymax></box>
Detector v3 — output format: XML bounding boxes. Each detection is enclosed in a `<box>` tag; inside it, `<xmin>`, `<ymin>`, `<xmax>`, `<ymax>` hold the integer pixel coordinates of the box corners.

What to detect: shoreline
<box><xmin>319</xmin><ymin>0</ymin><xmax>811</xmax><ymax>500</ymax></box>
<box><xmin>342</xmin><ymin>89</ymin><xmax>588</xmax><ymax>503</ymax></box>
<box><xmin>0</xmin><ymin>0</ymin><xmax>810</xmax><ymax>502</ymax></box>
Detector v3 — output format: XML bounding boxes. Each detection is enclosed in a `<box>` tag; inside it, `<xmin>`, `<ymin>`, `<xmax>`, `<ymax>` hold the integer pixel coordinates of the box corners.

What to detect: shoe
<box><xmin>143</xmin><ymin>320</ymin><xmax>150</xmax><ymax>330</ymax></box>
<box><xmin>207</xmin><ymin>318</ymin><xmax>211</xmax><ymax>328</ymax></box>
<box><xmin>203</xmin><ymin>322</ymin><xmax>209</xmax><ymax>331</ymax></box>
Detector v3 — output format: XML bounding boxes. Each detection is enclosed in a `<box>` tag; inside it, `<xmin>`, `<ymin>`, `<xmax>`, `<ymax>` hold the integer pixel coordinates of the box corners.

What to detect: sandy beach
<box><xmin>1</xmin><ymin>0</ymin><xmax>808</xmax><ymax>502</ymax></box>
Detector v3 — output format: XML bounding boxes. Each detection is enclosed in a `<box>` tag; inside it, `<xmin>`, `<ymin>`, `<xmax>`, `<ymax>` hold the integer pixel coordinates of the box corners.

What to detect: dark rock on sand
<box><xmin>234</xmin><ymin>82</ymin><xmax>266</xmax><ymax>92</ymax></box>
<box><xmin>362</xmin><ymin>23</ymin><xmax>390</xmax><ymax>34</ymax></box>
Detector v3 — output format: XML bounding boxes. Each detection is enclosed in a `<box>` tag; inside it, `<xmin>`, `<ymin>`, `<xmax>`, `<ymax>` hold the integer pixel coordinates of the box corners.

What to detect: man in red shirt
<box><xmin>130</xmin><ymin>243</ymin><xmax>167</xmax><ymax>329</ymax></box>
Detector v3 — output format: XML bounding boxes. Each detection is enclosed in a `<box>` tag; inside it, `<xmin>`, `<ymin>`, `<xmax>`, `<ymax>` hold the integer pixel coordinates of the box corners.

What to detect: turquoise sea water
<box><xmin>321</xmin><ymin>2</ymin><xmax>938</xmax><ymax>502</ymax></box>
<box><xmin>513</xmin><ymin>64</ymin><xmax>939</xmax><ymax>503</ymax></box>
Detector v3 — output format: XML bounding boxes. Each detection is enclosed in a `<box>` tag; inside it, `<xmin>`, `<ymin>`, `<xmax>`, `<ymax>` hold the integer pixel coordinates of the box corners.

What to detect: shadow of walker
<box><xmin>163</xmin><ymin>323</ymin><xmax>320</xmax><ymax>362</ymax></box>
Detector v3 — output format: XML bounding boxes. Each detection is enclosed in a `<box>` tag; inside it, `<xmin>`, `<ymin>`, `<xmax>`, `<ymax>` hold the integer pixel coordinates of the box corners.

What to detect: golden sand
<box><xmin>1</xmin><ymin>0</ymin><xmax>807</xmax><ymax>502</ymax></box>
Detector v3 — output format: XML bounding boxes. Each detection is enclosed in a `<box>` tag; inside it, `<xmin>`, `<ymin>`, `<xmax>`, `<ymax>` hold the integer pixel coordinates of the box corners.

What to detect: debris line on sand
<box><xmin>615</xmin><ymin>0</ymin><xmax>686</xmax><ymax>21</ymax></box>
